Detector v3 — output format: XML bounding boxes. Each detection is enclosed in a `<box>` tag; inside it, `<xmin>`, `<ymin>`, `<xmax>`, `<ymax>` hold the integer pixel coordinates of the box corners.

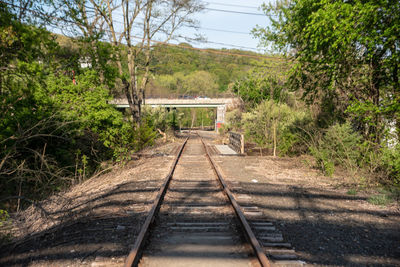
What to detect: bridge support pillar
<box><xmin>215</xmin><ymin>105</ymin><xmax>226</xmax><ymax>131</ymax></box>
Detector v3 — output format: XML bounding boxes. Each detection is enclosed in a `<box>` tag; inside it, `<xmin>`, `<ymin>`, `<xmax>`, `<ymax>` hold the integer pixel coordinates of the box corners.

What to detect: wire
<box><xmin>77</xmin><ymin>14</ymin><xmax>257</xmax><ymax>50</ymax></box>
<box><xmin>185</xmin><ymin>25</ymin><xmax>249</xmax><ymax>35</ymax></box>
<box><xmin>204</xmin><ymin>1</ymin><xmax>259</xmax><ymax>10</ymax></box>
<box><xmin>177</xmin><ymin>35</ymin><xmax>259</xmax><ymax>51</ymax></box>
<box><xmin>110</xmin><ymin>18</ymin><xmax>251</xmax><ymax>36</ymax></box>
<box><xmin>204</xmin><ymin>7</ymin><xmax>265</xmax><ymax>16</ymax></box>
<box><xmin>128</xmin><ymin>35</ymin><xmax>286</xmax><ymax>61</ymax></box>
<box><xmin>3</xmin><ymin>1</ymin><xmax>287</xmax><ymax>62</ymax></box>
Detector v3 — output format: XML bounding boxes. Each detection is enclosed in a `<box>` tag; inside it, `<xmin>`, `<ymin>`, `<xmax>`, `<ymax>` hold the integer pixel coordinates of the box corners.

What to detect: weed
<box><xmin>367</xmin><ymin>194</ymin><xmax>393</xmax><ymax>206</ymax></box>
<box><xmin>301</xmin><ymin>158</ymin><xmax>312</xmax><ymax>168</ymax></box>
<box><xmin>347</xmin><ymin>189</ymin><xmax>357</xmax><ymax>195</ymax></box>
<box><xmin>323</xmin><ymin>160</ymin><xmax>335</xmax><ymax>177</ymax></box>
<box><xmin>0</xmin><ymin>210</ymin><xmax>9</xmax><ymax>227</ymax></box>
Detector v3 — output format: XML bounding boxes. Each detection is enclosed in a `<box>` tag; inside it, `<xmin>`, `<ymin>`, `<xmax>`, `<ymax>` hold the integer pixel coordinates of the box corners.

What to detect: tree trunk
<box><xmin>371</xmin><ymin>60</ymin><xmax>381</xmax><ymax>144</ymax></box>
<box><xmin>273</xmin><ymin>120</ymin><xmax>277</xmax><ymax>157</ymax></box>
<box><xmin>126</xmin><ymin>47</ymin><xmax>141</xmax><ymax>125</ymax></box>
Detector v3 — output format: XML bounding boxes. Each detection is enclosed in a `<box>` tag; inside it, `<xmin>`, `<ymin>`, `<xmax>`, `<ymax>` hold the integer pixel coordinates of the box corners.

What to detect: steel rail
<box><xmin>199</xmin><ymin>134</ymin><xmax>272</xmax><ymax>267</ymax></box>
<box><xmin>124</xmin><ymin>136</ymin><xmax>189</xmax><ymax>267</ymax></box>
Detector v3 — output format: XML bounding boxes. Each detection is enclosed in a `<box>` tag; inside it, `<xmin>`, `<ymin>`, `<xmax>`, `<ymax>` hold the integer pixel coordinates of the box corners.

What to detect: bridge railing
<box><xmin>145</xmin><ymin>92</ymin><xmax>236</xmax><ymax>99</ymax></box>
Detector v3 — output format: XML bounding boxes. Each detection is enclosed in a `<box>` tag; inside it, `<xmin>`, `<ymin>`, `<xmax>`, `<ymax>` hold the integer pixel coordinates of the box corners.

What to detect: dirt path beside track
<box><xmin>0</xmin><ymin>141</ymin><xmax>182</xmax><ymax>267</ymax></box>
<box><xmin>214</xmin><ymin>154</ymin><xmax>400</xmax><ymax>266</ymax></box>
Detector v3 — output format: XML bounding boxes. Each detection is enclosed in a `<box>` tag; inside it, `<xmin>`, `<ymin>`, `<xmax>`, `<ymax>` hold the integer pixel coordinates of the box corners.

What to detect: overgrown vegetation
<box><xmin>0</xmin><ymin>3</ymin><xmax>174</xmax><ymax>212</ymax></box>
<box><xmin>228</xmin><ymin>0</ymin><xmax>399</xmax><ymax>191</ymax></box>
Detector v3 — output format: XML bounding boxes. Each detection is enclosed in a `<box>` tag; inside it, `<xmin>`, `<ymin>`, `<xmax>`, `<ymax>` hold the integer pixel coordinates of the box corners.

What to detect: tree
<box><xmin>181</xmin><ymin>71</ymin><xmax>219</xmax><ymax>96</ymax></box>
<box><xmin>61</xmin><ymin>0</ymin><xmax>204</xmax><ymax>125</ymax></box>
<box><xmin>254</xmin><ymin>0</ymin><xmax>400</xmax><ymax>143</ymax></box>
<box><xmin>0</xmin><ymin>3</ymin><xmax>135</xmax><ymax>209</ymax></box>
<box><xmin>232</xmin><ymin>59</ymin><xmax>290</xmax><ymax>109</ymax></box>
<box><xmin>241</xmin><ymin>100</ymin><xmax>311</xmax><ymax>156</ymax></box>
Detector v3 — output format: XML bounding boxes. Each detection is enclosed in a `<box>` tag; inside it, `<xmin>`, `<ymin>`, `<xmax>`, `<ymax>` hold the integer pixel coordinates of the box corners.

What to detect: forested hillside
<box><xmin>148</xmin><ymin>44</ymin><xmax>265</xmax><ymax>96</ymax></box>
<box><xmin>54</xmin><ymin>37</ymin><xmax>283</xmax><ymax>98</ymax></box>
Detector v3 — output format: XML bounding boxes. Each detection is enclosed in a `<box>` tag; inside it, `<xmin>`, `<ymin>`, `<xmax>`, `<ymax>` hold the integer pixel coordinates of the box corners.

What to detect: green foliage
<box><xmin>76</xmin><ymin>37</ymin><xmax>119</xmax><ymax>89</ymax></box>
<box><xmin>225</xmin><ymin>109</ymin><xmax>242</xmax><ymax>131</ymax></box>
<box><xmin>310</xmin><ymin>122</ymin><xmax>363</xmax><ymax>176</ymax></box>
<box><xmin>133</xmin><ymin>119</ymin><xmax>157</xmax><ymax>151</ymax></box>
<box><xmin>380</xmin><ymin>145</ymin><xmax>400</xmax><ymax>187</ymax></box>
<box><xmin>308</xmin><ymin>123</ymin><xmax>400</xmax><ymax>185</ymax></box>
<box><xmin>254</xmin><ymin>0</ymin><xmax>400</xmax><ymax>142</ymax></box>
<box><xmin>0</xmin><ymin>66</ymin><xmax>133</xmax><ymax>202</ymax></box>
<box><xmin>150</xmin><ymin>45</ymin><xmax>259</xmax><ymax>93</ymax></box>
<box><xmin>232</xmin><ymin>62</ymin><xmax>289</xmax><ymax>109</ymax></box>
<box><xmin>0</xmin><ymin>5</ymin><xmax>139</xmax><ymax>210</ymax></box>
<box><xmin>347</xmin><ymin>189</ymin><xmax>357</xmax><ymax>196</ymax></box>
<box><xmin>241</xmin><ymin>100</ymin><xmax>311</xmax><ymax>155</ymax></box>
<box><xmin>44</xmin><ymin>70</ymin><xmax>127</xmax><ymax>137</ymax></box>
<box><xmin>368</xmin><ymin>194</ymin><xmax>393</xmax><ymax>206</ymax></box>
<box><xmin>182</xmin><ymin>71</ymin><xmax>219</xmax><ymax>96</ymax></box>
<box><xmin>252</xmin><ymin>0</ymin><xmax>399</xmax><ymax>186</ymax></box>
<box><xmin>154</xmin><ymin>71</ymin><xmax>219</xmax><ymax>97</ymax></box>
<box><xmin>0</xmin><ymin>210</ymin><xmax>9</xmax><ymax>227</ymax></box>
<box><xmin>173</xmin><ymin>108</ymin><xmax>215</xmax><ymax>129</ymax></box>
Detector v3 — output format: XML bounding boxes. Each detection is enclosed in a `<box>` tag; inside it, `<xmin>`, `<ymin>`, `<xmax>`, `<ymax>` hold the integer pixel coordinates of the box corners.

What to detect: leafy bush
<box><xmin>241</xmin><ymin>100</ymin><xmax>311</xmax><ymax>156</ymax></box>
<box><xmin>0</xmin><ymin>68</ymin><xmax>136</xmax><ymax>204</ymax></box>
<box><xmin>142</xmin><ymin>106</ymin><xmax>178</xmax><ymax>132</ymax></box>
<box><xmin>155</xmin><ymin>71</ymin><xmax>219</xmax><ymax>96</ymax></box>
<box><xmin>310</xmin><ymin>122</ymin><xmax>363</xmax><ymax>176</ymax></box>
<box><xmin>308</xmin><ymin>122</ymin><xmax>400</xmax><ymax>187</ymax></box>
<box><xmin>225</xmin><ymin>109</ymin><xmax>242</xmax><ymax>131</ymax></box>
<box><xmin>0</xmin><ymin>210</ymin><xmax>9</xmax><ymax>227</ymax></box>
<box><xmin>232</xmin><ymin>65</ymin><xmax>288</xmax><ymax>109</ymax></box>
<box><xmin>380</xmin><ymin>145</ymin><xmax>400</xmax><ymax>187</ymax></box>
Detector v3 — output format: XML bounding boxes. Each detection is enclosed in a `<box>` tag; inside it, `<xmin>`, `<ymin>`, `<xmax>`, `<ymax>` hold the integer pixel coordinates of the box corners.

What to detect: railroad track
<box><xmin>124</xmin><ymin>133</ymin><xmax>303</xmax><ymax>267</ymax></box>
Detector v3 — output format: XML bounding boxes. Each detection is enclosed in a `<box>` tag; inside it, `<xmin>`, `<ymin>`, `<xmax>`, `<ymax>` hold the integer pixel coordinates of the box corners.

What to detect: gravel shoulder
<box><xmin>214</xmin><ymin>154</ymin><xmax>400</xmax><ymax>266</ymax></box>
<box><xmin>0</xmin><ymin>140</ymin><xmax>182</xmax><ymax>267</ymax></box>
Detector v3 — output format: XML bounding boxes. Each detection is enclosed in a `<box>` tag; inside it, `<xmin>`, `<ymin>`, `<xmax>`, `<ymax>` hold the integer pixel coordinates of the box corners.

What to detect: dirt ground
<box><xmin>214</xmin><ymin>154</ymin><xmax>400</xmax><ymax>266</ymax></box>
<box><xmin>0</xmin><ymin>140</ymin><xmax>183</xmax><ymax>267</ymax></box>
<box><xmin>1</xmin><ymin>132</ymin><xmax>399</xmax><ymax>266</ymax></box>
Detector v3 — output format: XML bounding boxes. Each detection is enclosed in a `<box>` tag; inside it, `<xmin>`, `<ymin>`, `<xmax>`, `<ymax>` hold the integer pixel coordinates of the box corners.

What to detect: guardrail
<box><xmin>228</xmin><ymin>131</ymin><xmax>244</xmax><ymax>154</ymax></box>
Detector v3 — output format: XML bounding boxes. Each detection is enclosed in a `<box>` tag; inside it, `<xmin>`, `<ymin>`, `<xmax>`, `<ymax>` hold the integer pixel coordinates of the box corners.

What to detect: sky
<box><xmin>174</xmin><ymin>0</ymin><xmax>271</xmax><ymax>52</ymax></box>
<box><xmin>40</xmin><ymin>0</ymin><xmax>272</xmax><ymax>53</ymax></box>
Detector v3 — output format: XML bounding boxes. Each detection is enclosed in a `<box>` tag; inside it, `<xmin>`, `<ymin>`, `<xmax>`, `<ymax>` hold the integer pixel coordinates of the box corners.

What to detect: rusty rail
<box><xmin>199</xmin><ymin>135</ymin><xmax>271</xmax><ymax>267</ymax></box>
<box><xmin>124</xmin><ymin>137</ymin><xmax>189</xmax><ymax>267</ymax></box>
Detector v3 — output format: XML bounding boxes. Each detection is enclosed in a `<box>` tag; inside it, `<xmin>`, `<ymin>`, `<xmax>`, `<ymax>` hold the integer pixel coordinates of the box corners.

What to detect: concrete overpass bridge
<box><xmin>111</xmin><ymin>97</ymin><xmax>242</xmax><ymax>129</ymax></box>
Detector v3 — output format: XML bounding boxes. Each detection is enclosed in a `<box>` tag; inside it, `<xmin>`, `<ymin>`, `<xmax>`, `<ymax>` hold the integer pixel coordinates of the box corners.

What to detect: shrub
<box><xmin>142</xmin><ymin>106</ymin><xmax>180</xmax><ymax>132</ymax></box>
<box><xmin>347</xmin><ymin>189</ymin><xmax>357</xmax><ymax>195</ymax></box>
<box><xmin>0</xmin><ymin>69</ymin><xmax>138</xmax><ymax>207</ymax></box>
<box><xmin>310</xmin><ymin>122</ymin><xmax>363</xmax><ymax>176</ymax></box>
<box><xmin>380</xmin><ymin>145</ymin><xmax>400</xmax><ymax>187</ymax></box>
<box><xmin>368</xmin><ymin>194</ymin><xmax>393</xmax><ymax>206</ymax></box>
<box><xmin>241</xmin><ymin>100</ymin><xmax>311</xmax><ymax>156</ymax></box>
<box><xmin>309</xmin><ymin>123</ymin><xmax>400</xmax><ymax>187</ymax></box>
<box><xmin>225</xmin><ymin>109</ymin><xmax>242</xmax><ymax>131</ymax></box>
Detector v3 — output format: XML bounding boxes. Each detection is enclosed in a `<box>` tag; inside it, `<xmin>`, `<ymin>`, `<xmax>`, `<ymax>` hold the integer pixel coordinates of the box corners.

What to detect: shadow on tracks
<box><xmin>0</xmin><ymin>179</ymin><xmax>162</xmax><ymax>266</ymax></box>
<box><xmin>2</xmin><ymin>143</ymin><xmax>399</xmax><ymax>266</ymax></box>
<box><xmin>228</xmin><ymin>181</ymin><xmax>400</xmax><ymax>266</ymax></box>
